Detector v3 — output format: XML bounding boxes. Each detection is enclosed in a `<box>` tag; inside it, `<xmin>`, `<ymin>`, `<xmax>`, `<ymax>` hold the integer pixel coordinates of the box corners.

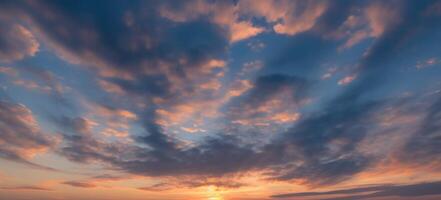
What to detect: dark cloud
<box><xmin>52</xmin><ymin>116</ymin><xmax>133</xmax><ymax>164</ymax></box>
<box><xmin>138</xmin><ymin>178</ymin><xmax>247</xmax><ymax>191</ymax></box>
<box><xmin>61</xmin><ymin>174</ymin><xmax>128</xmax><ymax>189</ymax></box>
<box><xmin>272</xmin><ymin>184</ymin><xmax>386</xmax><ymax>198</ymax></box>
<box><xmin>107</xmin><ymin>75</ymin><xmax>171</xmax><ymax>98</ymax></box>
<box><xmin>138</xmin><ymin>183</ymin><xmax>170</xmax><ymax>192</ymax></box>
<box><xmin>62</xmin><ymin>181</ymin><xmax>96</xmax><ymax>188</ymax></box>
<box><xmin>91</xmin><ymin>174</ymin><xmax>126</xmax><ymax>181</ymax></box>
<box><xmin>124</xmin><ymin>134</ymin><xmax>267</xmax><ymax>176</ymax></box>
<box><xmin>272</xmin><ymin>181</ymin><xmax>441</xmax><ymax>200</ymax></box>
<box><xmin>264</xmin><ymin>100</ymin><xmax>381</xmax><ymax>185</ymax></box>
<box><xmin>53</xmin><ymin>114</ymin><xmax>277</xmax><ymax>177</ymax></box>
<box><xmin>0</xmin><ymin>185</ymin><xmax>52</xmax><ymax>191</ymax></box>
<box><xmin>24</xmin><ymin>0</ymin><xmax>159</xmax><ymax>69</ymax></box>
<box><xmin>239</xmin><ymin>74</ymin><xmax>308</xmax><ymax>106</ymax></box>
<box><xmin>136</xmin><ymin>109</ymin><xmax>177</xmax><ymax>152</ymax></box>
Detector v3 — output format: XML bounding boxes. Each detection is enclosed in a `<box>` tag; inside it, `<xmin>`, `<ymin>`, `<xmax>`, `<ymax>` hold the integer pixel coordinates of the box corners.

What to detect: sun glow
<box><xmin>206</xmin><ymin>186</ymin><xmax>224</xmax><ymax>200</ymax></box>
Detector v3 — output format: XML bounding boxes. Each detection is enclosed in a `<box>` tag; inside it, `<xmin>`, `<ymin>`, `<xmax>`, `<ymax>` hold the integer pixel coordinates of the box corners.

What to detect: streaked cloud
<box><xmin>0</xmin><ymin>101</ymin><xmax>58</xmax><ymax>169</ymax></box>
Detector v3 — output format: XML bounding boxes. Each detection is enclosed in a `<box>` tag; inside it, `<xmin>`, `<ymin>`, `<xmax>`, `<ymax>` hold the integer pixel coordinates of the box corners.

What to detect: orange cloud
<box><xmin>159</xmin><ymin>1</ymin><xmax>264</xmax><ymax>42</ymax></box>
<box><xmin>229</xmin><ymin>20</ymin><xmax>265</xmax><ymax>43</ymax></box>
<box><xmin>239</xmin><ymin>0</ymin><xmax>327</xmax><ymax>36</ymax></box>
<box><xmin>225</xmin><ymin>80</ymin><xmax>253</xmax><ymax>98</ymax></box>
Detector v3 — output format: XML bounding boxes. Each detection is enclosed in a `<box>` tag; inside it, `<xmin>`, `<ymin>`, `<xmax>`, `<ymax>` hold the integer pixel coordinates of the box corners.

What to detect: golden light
<box><xmin>206</xmin><ymin>186</ymin><xmax>224</xmax><ymax>200</ymax></box>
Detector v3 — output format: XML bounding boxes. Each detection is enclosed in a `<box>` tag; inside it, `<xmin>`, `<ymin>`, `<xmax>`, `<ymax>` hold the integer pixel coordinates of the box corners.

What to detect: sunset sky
<box><xmin>1</xmin><ymin>0</ymin><xmax>441</xmax><ymax>200</ymax></box>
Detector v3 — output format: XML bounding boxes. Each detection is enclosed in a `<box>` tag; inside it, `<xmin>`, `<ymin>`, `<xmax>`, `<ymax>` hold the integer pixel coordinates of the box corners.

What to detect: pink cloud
<box><xmin>0</xmin><ymin>23</ymin><xmax>39</xmax><ymax>62</ymax></box>
<box><xmin>0</xmin><ymin>101</ymin><xmax>58</xmax><ymax>160</ymax></box>
<box><xmin>159</xmin><ymin>1</ymin><xmax>264</xmax><ymax>42</ymax></box>
<box><xmin>338</xmin><ymin>74</ymin><xmax>357</xmax><ymax>85</ymax></box>
<box><xmin>239</xmin><ymin>0</ymin><xmax>327</xmax><ymax>36</ymax></box>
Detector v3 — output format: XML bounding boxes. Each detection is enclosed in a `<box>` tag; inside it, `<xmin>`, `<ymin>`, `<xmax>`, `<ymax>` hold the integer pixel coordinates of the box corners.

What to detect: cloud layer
<box><xmin>0</xmin><ymin>0</ymin><xmax>441</xmax><ymax>199</ymax></box>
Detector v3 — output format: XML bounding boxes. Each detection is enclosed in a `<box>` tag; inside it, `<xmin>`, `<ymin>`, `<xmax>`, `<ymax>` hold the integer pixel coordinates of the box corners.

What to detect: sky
<box><xmin>0</xmin><ymin>0</ymin><xmax>441</xmax><ymax>200</ymax></box>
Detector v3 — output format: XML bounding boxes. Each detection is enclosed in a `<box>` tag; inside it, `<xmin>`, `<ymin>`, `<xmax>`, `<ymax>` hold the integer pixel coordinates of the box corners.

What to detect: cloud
<box><xmin>139</xmin><ymin>176</ymin><xmax>247</xmax><ymax>191</ymax></box>
<box><xmin>271</xmin><ymin>2</ymin><xmax>327</xmax><ymax>35</ymax></box>
<box><xmin>399</xmin><ymin>94</ymin><xmax>441</xmax><ymax>169</ymax></box>
<box><xmin>238</xmin><ymin>0</ymin><xmax>327</xmax><ymax>36</ymax></box>
<box><xmin>227</xmin><ymin>74</ymin><xmax>308</xmax><ymax>127</ymax></box>
<box><xmin>247</xmin><ymin>40</ymin><xmax>266</xmax><ymax>52</ymax></box>
<box><xmin>159</xmin><ymin>0</ymin><xmax>341</xmax><ymax>41</ymax></box>
<box><xmin>321</xmin><ymin>67</ymin><xmax>338</xmax><ymax>80</ymax></box>
<box><xmin>53</xmin><ymin>114</ymin><xmax>275</xmax><ymax>178</ymax></box>
<box><xmin>18</xmin><ymin>1</ymin><xmax>238</xmax><ymax>146</ymax></box>
<box><xmin>0</xmin><ymin>100</ymin><xmax>58</xmax><ymax>169</ymax></box>
<box><xmin>339</xmin><ymin>1</ymin><xmax>401</xmax><ymax>49</ymax></box>
<box><xmin>338</xmin><ymin>74</ymin><xmax>357</xmax><ymax>85</ymax></box>
<box><xmin>159</xmin><ymin>0</ymin><xmax>264</xmax><ymax>42</ymax></box>
<box><xmin>2</xmin><ymin>1</ymin><xmax>441</xmax><ymax>192</ymax></box>
<box><xmin>0</xmin><ymin>20</ymin><xmax>39</xmax><ymax>62</ymax></box>
<box><xmin>19</xmin><ymin>1</ymin><xmax>228</xmax><ymax>104</ymax></box>
<box><xmin>416</xmin><ymin>57</ymin><xmax>439</xmax><ymax>69</ymax></box>
<box><xmin>0</xmin><ymin>66</ymin><xmax>18</xmax><ymax>76</ymax></box>
<box><xmin>259</xmin><ymin>0</ymin><xmax>441</xmax><ymax>186</ymax></box>
<box><xmin>263</xmin><ymin>99</ymin><xmax>381</xmax><ymax>186</ymax></box>
<box><xmin>271</xmin><ymin>181</ymin><xmax>441</xmax><ymax>199</ymax></box>
<box><xmin>26</xmin><ymin>0</ymin><xmax>441</xmax><ymax>188</ymax></box>
<box><xmin>0</xmin><ymin>185</ymin><xmax>52</xmax><ymax>191</ymax></box>
<box><xmin>240</xmin><ymin>60</ymin><xmax>263</xmax><ymax>76</ymax></box>
<box><xmin>0</xmin><ymin>66</ymin><xmax>68</xmax><ymax>108</ymax></box>
<box><xmin>52</xmin><ymin>116</ymin><xmax>134</xmax><ymax>164</ymax></box>
<box><xmin>62</xmin><ymin>181</ymin><xmax>96</xmax><ymax>188</ymax></box>
<box><xmin>83</xmin><ymin>102</ymin><xmax>137</xmax><ymax>138</ymax></box>
<box><xmin>62</xmin><ymin>174</ymin><xmax>127</xmax><ymax>188</ymax></box>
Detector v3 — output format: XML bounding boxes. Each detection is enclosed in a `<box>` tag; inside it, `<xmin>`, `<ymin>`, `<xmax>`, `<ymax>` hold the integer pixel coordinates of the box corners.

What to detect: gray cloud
<box><xmin>0</xmin><ymin>100</ymin><xmax>57</xmax><ymax>170</ymax></box>
<box><xmin>272</xmin><ymin>181</ymin><xmax>441</xmax><ymax>200</ymax></box>
<box><xmin>0</xmin><ymin>185</ymin><xmax>52</xmax><ymax>191</ymax></box>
